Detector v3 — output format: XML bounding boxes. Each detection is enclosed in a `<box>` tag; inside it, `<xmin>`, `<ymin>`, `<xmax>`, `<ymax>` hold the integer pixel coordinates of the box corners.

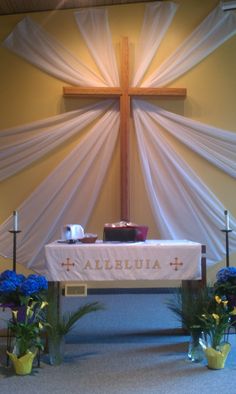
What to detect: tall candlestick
<box><xmin>13</xmin><ymin>210</ymin><xmax>18</xmax><ymax>231</ymax></box>
<box><xmin>224</xmin><ymin>210</ymin><xmax>230</xmax><ymax>230</ymax></box>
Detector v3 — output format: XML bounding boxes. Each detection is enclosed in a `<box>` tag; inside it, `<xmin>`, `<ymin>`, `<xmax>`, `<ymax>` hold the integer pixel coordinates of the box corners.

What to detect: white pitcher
<box><xmin>61</xmin><ymin>224</ymin><xmax>84</xmax><ymax>240</ymax></box>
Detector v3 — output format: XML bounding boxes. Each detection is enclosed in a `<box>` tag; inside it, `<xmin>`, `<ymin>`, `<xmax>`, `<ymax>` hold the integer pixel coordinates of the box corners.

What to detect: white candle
<box><xmin>224</xmin><ymin>209</ymin><xmax>230</xmax><ymax>230</ymax></box>
<box><xmin>13</xmin><ymin>210</ymin><xmax>18</xmax><ymax>231</ymax></box>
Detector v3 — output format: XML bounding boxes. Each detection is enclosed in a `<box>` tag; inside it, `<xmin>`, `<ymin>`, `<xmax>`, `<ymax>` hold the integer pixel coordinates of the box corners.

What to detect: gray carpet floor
<box><xmin>1</xmin><ymin>293</ymin><xmax>236</xmax><ymax>394</ymax></box>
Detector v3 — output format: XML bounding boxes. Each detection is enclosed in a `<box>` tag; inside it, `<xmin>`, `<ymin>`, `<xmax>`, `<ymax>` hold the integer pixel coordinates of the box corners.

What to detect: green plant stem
<box><xmin>46</xmin><ymin>283</ymin><xmax>104</xmax><ymax>339</ymax></box>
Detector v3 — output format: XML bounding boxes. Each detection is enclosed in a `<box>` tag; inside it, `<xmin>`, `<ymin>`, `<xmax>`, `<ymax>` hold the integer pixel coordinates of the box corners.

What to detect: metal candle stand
<box><xmin>8</xmin><ymin>230</ymin><xmax>21</xmax><ymax>272</ymax></box>
<box><xmin>6</xmin><ymin>229</ymin><xmax>22</xmax><ymax>367</ymax></box>
<box><xmin>221</xmin><ymin>228</ymin><xmax>233</xmax><ymax>267</ymax></box>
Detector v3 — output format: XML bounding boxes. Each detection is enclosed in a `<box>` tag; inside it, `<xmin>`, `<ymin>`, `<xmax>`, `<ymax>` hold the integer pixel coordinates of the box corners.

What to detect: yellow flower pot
<box><xmin>204</xmin><ymin>343</ymin><xmax>231</xmax><ymax>370</ymax></box>
<box><xmin>7</xmin><ymin>350</ymin><xmax>37</xmax><ymax>375</ymax></box>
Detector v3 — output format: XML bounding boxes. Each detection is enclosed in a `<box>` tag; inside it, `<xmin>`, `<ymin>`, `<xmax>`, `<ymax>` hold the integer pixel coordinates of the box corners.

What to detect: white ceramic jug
<box><xmin>61</xmin><ymin>224</ymin><xmax>84</xmax><ymax>240</ymax></box>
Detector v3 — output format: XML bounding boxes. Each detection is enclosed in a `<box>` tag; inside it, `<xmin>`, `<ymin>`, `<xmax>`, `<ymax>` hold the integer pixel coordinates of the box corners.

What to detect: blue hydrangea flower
<box><xmin>0</xmin><ymin>270</ymin><xmax>25</xmax><ymax>286</ymax></box>
<box><xmin>0</xmin><ymin>270</ymin><xmax>16</xmax><ymax>280</ymax></box>
<box><xmin>0</xmin><ymin>270</ymin><xmax>48</xmax><ymax>305</ymax></box>
<box><xmin>16</xmin><ymin>274</ymin><xmax>26</xmax><ymax>284</ymax></box>
<box><xmin>0</xmin><ymin>270</ymin><xmax>22</xmax><ymax>282</ymax></box>
<box><xmin>27</xmin><ymin>274</ymin><xmax>48</xmax><ymax>291</ymax></box>
<box><xmin>20</xmin><ymin>278</ymin><xmax>40</xmax><ymax>296</ymax></box>
<box><xmin>216</xmin><ymin>267</ymin><xmax>236</xmax><ymax>283</ymax></box>
<box><xmin>0</xmin><ymin>280</ymin><xmax>17</xmax><ymax>293</ymax></box>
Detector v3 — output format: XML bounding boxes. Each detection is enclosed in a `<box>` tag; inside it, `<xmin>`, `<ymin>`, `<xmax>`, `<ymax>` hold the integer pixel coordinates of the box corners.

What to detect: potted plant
<box><xmin>46</xmin><ymin>294</ymin><xmax>104</xmax><ymax>365</ymax></box>
<box><xmin>0</xmin><ymin>270</ymin><xmax>48</xmax><ymax>375</ymax></box>
<box><xmin>166</xmin><ymin>285</ymin><xmax>213</xmax><ymax>362</ymax></box>
<box><xmin>6</xmin><ymin>298</ymin><xmax>48</xmax><ymax>374</ymax></box>
<box><xmin>199</xmin><ymin>295</ymin><xmax>232</xmax><ymax>369</ymax></box>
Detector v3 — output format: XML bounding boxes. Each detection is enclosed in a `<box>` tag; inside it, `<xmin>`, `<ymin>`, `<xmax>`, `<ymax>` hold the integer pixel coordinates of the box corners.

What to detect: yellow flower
<box><xmin>40</xmin><ymin>301</ymin><xmax>48</xmax><ymax>310</ymax></box>
<box><xmin>215</xmin><ymin>295</ymin><xmax>228</xmax><ymax>307</ymax></box>
<box><xmin>212</xmin><ymin>313</ymin><xmax>220</xmax><ymax>324</ymax></box>
<box><xmin>230</xmin><ymin>307</ymin><xmax>236</xmax><ymax>316</ymax></box>
<box><xmin>215</xmin><ymin>295</ymin><xmax>221</xmax><ymax>304</ymax></box>
<box><xmin>26</xmin><ymin>306</ymin><xmax>34</xmax><ymax>318</ymax></box>
<box><xmin>12</xmin><ymin>310</ymin><xmax>18</xmax><ymax>320</ymax></box>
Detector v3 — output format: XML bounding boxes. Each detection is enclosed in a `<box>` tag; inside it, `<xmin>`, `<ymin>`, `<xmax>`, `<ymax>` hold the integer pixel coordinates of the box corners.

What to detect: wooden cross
<box><xmin>63</xmin><ymin>37</ymin><xmax>186</xmax><ymax>221</ymax></box>
<box><xmin>170</xmin><ymin>257</ymin><xmax>183</xmax><ymax>271</ymax></box>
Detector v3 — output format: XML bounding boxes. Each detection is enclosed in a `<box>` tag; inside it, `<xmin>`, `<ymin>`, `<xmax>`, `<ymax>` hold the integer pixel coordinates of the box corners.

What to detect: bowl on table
<box><xmin>79</xmin><ymin>233</ymin><xmax>98</xmax><ymax>243</ymax></box>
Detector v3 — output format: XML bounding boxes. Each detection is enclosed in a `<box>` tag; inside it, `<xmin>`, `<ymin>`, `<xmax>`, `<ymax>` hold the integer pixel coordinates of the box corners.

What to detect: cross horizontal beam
<box><xmin>128</xmin><ymin>87</ymin><xmax>186</xmax><ymax>97</ymax></box>
<box><xmin>63</xmin><ymin>86</ymin><xmax>187</xmax><ymax>98</ymax></box>
<box><xmin>63</xmin><ymin>86</ymin><xmax>122</xmax><ymax>97</ymax></box>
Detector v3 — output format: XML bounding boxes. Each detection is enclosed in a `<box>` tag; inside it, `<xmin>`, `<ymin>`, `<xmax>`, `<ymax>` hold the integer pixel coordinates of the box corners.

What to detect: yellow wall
<box><xmin>0</xmin><ymin>0</ymin><xmax>235</xmax><ymax>286</ymax></box>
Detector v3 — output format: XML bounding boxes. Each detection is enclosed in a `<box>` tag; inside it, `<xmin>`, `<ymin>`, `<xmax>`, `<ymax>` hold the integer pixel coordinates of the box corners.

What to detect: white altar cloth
<box><xmin>44</xmin><ymin>240</ymin><xmax>202</xmax><ymax>282</ymax></box>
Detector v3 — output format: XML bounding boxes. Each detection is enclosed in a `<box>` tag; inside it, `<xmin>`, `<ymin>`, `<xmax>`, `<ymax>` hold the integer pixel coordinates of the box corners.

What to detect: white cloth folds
<box><xmin>133</xmin><ymin>99</ymin><xmax>236</xmax><ymax>264</ymax></box>
<box><xmin>3</xmin><ymin>16</ymin><xmax>106</xmax><ymax>87</ymax></box>
<box><xmin>0</xmin><ymin>100</ymin><xmax>115</xmax><ymax>181</ymax></box>
<box><xmin>142</xmin><ymin>4</ymin><xmax>236</xmax><ymax>87</ymax></box>
<box><xmin>0</xmin><ymin>103</ymin><xmax>119</xmax><ymax>272</ymax></box>
<box><xmin>74</xmin><ymin>8</ymin><xmax>119</xmax><ymax>87</ymax></box>
<box><xmin>132</xmin><ymin>1</ymin><xmax>178</xmax><ymax>87</ymax></box>
<box><xmin>134</xmin><ymin>101</ymin><xmax>236</xmax><ymax>178</ymax></box>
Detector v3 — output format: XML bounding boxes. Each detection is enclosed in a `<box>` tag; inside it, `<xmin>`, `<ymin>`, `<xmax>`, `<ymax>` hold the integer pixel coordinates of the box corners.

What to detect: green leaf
<box><xmin>48</xmin><ymin>302</ymin><xmax>105</xmax><ymax>336</ymax></box>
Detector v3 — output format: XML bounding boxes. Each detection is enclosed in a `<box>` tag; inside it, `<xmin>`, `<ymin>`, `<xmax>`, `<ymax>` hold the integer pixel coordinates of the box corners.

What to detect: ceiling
<box><xmin>0</xmin><ymin>0</ymin><xmax>155</xmax><ymax>15</ymax></box>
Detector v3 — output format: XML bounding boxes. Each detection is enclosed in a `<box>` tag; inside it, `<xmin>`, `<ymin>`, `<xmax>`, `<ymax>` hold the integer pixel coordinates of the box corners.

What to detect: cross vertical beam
<box><xmin>120</xmin><ymin>37</ymin><xmax>130</xmax><ymax>221</ymax></box>
<box><xmin>63</xmin><ymin>37</ymin><xmax>186</xmax><ymax>222</ymax></box>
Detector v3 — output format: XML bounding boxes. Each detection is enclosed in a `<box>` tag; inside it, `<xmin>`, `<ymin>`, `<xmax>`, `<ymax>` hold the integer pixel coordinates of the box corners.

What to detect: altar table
<box><xmin>44</xmin><ymin>240</ymin><xmax>203</xmax><ymax>282</ymax></box>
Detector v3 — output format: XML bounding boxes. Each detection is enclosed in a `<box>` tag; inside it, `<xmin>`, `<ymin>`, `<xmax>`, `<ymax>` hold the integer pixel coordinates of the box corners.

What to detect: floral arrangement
<box><xmin>0</xmin><ymin>270</ymin><xmax>48</xmax><ymax>359</ymax></box>
<box><xmin>0</xmin><ymin>270</ymin><xmax>48</xmax><ymax>307</ymax></box>
<box><xmin>166</xmin><ymin>285</ymin><xmax>213</xmax><ymax>333</ymax></box>
<box><xmin>213</xmin><ymin>267</ymin><xmax>236</xmax><ymax>298</ymax></box>
<box><xmin>7</xmin><ymin>298</ymin><xmax>48</xmax><ymax>358</ymax></box>
<box><xmin>199</xmin><ymin>295</ymin><xmax>231</xmax><ymax>350</ymax></box>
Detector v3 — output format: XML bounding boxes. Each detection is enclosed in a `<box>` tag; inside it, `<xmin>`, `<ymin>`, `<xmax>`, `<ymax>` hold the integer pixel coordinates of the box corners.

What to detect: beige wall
<box><xmin>0</xmin><ymin>0</ymin><xmax>235</xmax><ymax>286</ymax></box>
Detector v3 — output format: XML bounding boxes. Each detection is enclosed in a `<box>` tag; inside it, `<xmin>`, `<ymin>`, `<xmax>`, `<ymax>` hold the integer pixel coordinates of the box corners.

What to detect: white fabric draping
<box><xmin>3</xmin><ymin>3</ymin><xmax>236</xmax><ymax>91</ymax></box>
<box><xmin>131</xmin><ymin>1</ymin><xmax>178</xmax><ymax>87</ymax></box>
<box><xmin>2</xmin><ymin>16</ymin><xmax>106</xmax><ymax>87</ymax></box>
<box><xmin>0</xmin><ymin>103</ymin><xmax>119</xmax><ymax>273</ymax></box>
<box><xmin>134</xmin><ymin>101</ymin><xmax>236</xmax><ymax>178</ymax></box>
<box><xmin>1</xmin><ymin>2</ymin><xmax>236</xmax><ymax>270</ymax></box>
<box><xmin>142</xmin><ymin>4</ymin><xmax>236</xmax><ymax>87</ymax></box>
<box><xmin>133</xmin><ymin>99</ymin><xmax>236</xmax><ymax>264</ymax></box>
<box><xmin>74</xmin><ymin>8</ymin><xmax>119</xmax><ymax>87</ymax></box>
<box><xmin>0</xmin><ymin>100</ymin><xmax>115</xmax><ymax>181</ymax></box>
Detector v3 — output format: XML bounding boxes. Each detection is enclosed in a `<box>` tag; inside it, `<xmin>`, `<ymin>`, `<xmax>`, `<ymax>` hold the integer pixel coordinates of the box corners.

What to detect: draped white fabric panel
<box><xmin>0</xmin><ymin>103</ymin><xmax>119</xmax><ymax>273</ymax></box>
<box><xmin>2</xmin><ymin>16</ymin><xmax>106</xmax><ymax>87</ymax></box>
<box><xmin>135</xmin><ymin>101</ymin><xmax>236</xmax><ymax>178</ymax></box>
<box><xmin>3</xmin><ymin>4</ymin><xmax>236</xmax><ymax>91</ymax></box>
<box><xmin>0</xmin><ymin>100</ymin><xmax>114</xmax><ymax>181</ymax></box>
<box><xmin>143</xmin><ymin>4</ymin><xmax>236</xmax><ymax>87</ymax></box>
<box><xmin>132</xmin><ymin>1</ymin><xmax>178</xmax><ymax>87</ymax></box>
<box><xmin>74</xmin><ymin>8</ymin><xmax>119</xmax><ymax>87</ymax></box>
<box><xmin>133</xmin><ymin>100</ymin><xmax>236</xmax><ymax>264</ymax></box>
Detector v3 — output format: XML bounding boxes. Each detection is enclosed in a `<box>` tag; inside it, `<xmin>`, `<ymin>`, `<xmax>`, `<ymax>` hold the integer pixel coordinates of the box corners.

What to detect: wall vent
<box><xmin>63</xmin><ymin>283</ymin><xmax>87</xmax><ymax>297</ymax></box>
<box><xmin>221</xmin><ymin>1</ymin><xmax>236</xmax><ymax>11</ymax></box>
